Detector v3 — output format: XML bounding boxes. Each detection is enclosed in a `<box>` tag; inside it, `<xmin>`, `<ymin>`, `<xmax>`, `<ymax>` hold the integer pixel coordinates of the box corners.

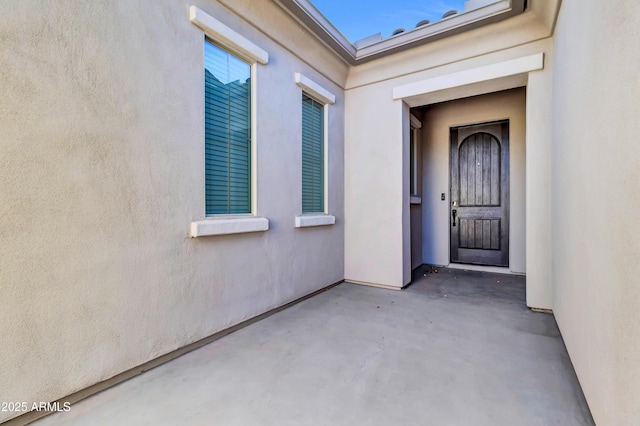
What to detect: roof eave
<box><xmin>276</xmin><ymin>0</ymin><xmax>527</xmax><ymax>65</ymax></box>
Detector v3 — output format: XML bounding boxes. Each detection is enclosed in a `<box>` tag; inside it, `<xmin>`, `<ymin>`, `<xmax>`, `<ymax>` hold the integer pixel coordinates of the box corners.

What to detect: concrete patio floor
<box><xmin>33</xmin><ymin>267</ymin><xmax>594</xmax><ymax>425</ymax></box>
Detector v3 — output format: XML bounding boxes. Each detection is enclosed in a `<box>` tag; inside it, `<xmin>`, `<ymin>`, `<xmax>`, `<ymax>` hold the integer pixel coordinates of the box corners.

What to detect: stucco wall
<box><xmin>419</xmin><ymin>88</ymin><xmax>526</xmax><ymax>273</ymax></box>
<box><xmin>344</xmin><ymin>87</ymin><xmax>408</xmax><ymax>287</ymax></box>
<box><xmin>0</xmin><ymin>1</ymin><xmax>346</xmax><ymax>421</ymax></box>
<box><xmin>524</xmin><ymin>49</ymin><xmax>554</xmax><ymax>309</ymax></box>
<box><xmin>551</xmin><ymin>1</ymin><xmax>640</xmax><ymax>424</ymax></box>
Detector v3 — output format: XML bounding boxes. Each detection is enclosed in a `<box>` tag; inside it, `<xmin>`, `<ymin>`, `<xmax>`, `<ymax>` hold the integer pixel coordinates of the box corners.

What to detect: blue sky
<box><xmin>310</xmin><ymin>0</ymin><xmax>466</xmax><ymax>42</ymax></box>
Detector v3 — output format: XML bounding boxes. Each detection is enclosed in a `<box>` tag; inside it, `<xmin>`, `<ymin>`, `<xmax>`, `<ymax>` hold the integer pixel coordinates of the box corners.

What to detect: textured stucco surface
<box><xmin>551</xmin><ymin>1</ymin><xmax>640</xmax><ymax>424</ymax></box>
<box><xmin>217</xmin><ymin>0</ymin><xmax>349</xmax><ymax>88</ymax></box>
<box><xmin>420</xmin><ymin>88</ymin><xmax>526</xmax><ymax>274</ymax></box>
<box><xmin>524</xmin><ymin>43</ymin><xmax>554</xmax><ymax>310</ymax></box>
<box><xmin>0</xmin><ymin>1</ymin><xmax>345</xmax><ymax>422</ymax></box>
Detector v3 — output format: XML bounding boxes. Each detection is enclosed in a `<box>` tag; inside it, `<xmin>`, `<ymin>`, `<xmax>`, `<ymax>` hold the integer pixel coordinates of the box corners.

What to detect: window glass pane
<box><xmin>410</xmin><ymin>129</ymin><xmax>416</xmax><ymax>195</ymax></box>
<box><xmin>301</xmin><ymin>94</ymin><xmax>324</xmax><ymax>213</ymax></box>
<box><xmin>205</xmin><ymin>41</ymin><xmax>251</xmax><ymax>215</ymax></box>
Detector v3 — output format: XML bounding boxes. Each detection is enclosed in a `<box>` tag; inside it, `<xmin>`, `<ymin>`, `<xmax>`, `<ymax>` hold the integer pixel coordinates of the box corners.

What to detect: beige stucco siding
<box><xmin>420</xmin><ymin>88</ymin><xmax>526</xmax><ymax>273</ymax></box>
<box><xmin>0</xmin><ymin>1</ymin><xmax>346</xmax><ymax>421</ymax></box>
<box><xmin>551</xmin><ymin>1</ymin><xmax>640</xmax><ymax>424</ymax></box>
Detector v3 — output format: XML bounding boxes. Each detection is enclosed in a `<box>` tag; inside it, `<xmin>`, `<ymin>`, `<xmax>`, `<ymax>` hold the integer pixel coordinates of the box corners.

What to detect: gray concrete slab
<box><xmin>33</xmin><ymin>267</ymin><xmax>594</xmax><ymax>425</ymax></box>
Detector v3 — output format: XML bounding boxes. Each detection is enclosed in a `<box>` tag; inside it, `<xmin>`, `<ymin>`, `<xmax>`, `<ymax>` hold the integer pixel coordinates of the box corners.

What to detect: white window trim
<box><xmin>295</xmin><ymin>73</ymin><xmax>335</xmax><ymax>105</ymax></box>
<box><xmin>189</xmin><ymin>6</ymin><xmax>270</xmax><ymax>236</ymax></box>
<box><xmin>295</xmin><ymin>73</ymin><xmax>336</xmax><ymax>228</ymax></box>
<box><xmin>189</xmin><ymin>6</ymin><xmax>268</xmax><ymax>65</ymax></box>
<box><xmin>191</xmin><ymin>217</ymin><xmax>269</xmax><ymax>237</ymax></box>
<box><xmin>410</xmin><ymin>113</ymin><xmax>422</xmax><ymax>129</ymax></box>
<box><xmin>295</xmin><ymin>215</ymin><xmax>336</xmax><ymax>228</ymax></box>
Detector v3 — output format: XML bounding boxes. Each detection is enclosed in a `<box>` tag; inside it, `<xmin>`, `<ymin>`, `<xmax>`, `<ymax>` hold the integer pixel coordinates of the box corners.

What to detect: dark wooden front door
<box><xmin>450</xmin><ymin>121</ymin><xmax>509</xmax><ymax>266</ymax></box>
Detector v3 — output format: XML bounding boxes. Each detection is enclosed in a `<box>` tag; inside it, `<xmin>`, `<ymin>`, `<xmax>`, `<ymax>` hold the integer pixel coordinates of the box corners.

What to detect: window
<box><xmin>204</xmin><ymin>40</ymin><xmax>251</xmax><ymax>215</ymax></box>
<box><xmin>293</xmin><ymin>73</ymin><xmax>335</xmax><ymax>228</ymax></box>
<box><xmin>189</xmin><ymin>6</ymin><xmax>270</xmax><ymax>237</ymax></box>
<box><xmin>301</xmin><ymin>94</ymin><xmax>324</xmax><ymax>213</ymax></box>
<box><xmin>409</xmin><ymin>114</ymin><xmax>422</xmax><ymax>205</ymax></box>
<box><xmin>410</xmin><ymin>127</ymin><xmax>417</xmax><ymax>196</ymax></box>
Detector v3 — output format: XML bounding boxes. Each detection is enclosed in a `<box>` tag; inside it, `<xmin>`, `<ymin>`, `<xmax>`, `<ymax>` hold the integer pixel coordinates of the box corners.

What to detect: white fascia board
<box><xmin>356</xmin><ymin>0</ymin><xmax>510</xmax><ymax>60</ymax></box>
<box><xmin>393</xmin><ymin>53</ymin><xmax>544</xmax><ymax>100</ymax></box>
<box><xmin>190</xmin><ymin>217</ymin><xmax>269</xmax><ymax>237</ymax></box>
<box><xmin>295</xmin><ymin>215</ymin><xmax>336</xmax><ymax>228</ymax></box>
<box><xmin>280</xmin><ymin>0</ymin><xmax>356</xmax><ymax>58</ymax></box>
<box><xmin>189</xmin><ymin>6</ymin><xmax>269</xmax><ymax>65</ymax></box>
<box><xmin>295</xmin><ymin>73</ymin><xmax>336</xmax><ymax>105</ymax></box>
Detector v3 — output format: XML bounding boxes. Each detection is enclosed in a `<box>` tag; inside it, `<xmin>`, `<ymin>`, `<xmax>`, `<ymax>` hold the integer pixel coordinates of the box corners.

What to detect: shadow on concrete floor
<box><xmin>34</xmin><ymin>266</ymin><xmax>594</xmax><ymax>426</ymax></box>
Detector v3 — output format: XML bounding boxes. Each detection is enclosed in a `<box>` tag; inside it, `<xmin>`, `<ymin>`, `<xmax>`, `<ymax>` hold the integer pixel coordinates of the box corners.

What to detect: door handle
<box><xmin>452</xmin><ymin>209</ymin><xmax>457</xmax><ymax>227</ymax></box>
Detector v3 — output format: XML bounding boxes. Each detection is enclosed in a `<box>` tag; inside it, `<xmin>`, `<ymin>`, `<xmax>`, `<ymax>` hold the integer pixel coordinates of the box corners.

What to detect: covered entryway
<box><xmin>347</xmin><ymin>53</ymin><xmax>552</xmax><ymax>309</ymax></box>
<box><xmin>410</xmin><ymin>88</ymin><xmax>525</xmax><ymax>275</ymax></box>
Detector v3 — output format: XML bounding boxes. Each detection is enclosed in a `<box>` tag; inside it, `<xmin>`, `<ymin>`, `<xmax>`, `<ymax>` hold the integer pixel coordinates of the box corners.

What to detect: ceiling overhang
<box><xmin>393</xmin><ymin>53</ymin><xmax>543</xmax><ymax>107</ymax></box>
<box><xmin>275</xmin><ymin>0</ymin><xmax>527</xmax><ymax>65</ymax></box>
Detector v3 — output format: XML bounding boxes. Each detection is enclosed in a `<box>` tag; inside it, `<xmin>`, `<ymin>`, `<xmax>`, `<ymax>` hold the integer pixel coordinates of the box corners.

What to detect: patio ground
<box><xmin>32</xmin><ymin>266</ymin><xmax>594</xmax><ymax>425</ymax></box>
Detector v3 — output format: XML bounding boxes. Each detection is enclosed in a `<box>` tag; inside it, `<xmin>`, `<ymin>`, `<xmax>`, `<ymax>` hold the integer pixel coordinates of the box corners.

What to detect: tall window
<box><xmin>410</xmin><ymin>128</ymin><xmax>417</xmax><ymax>196</ymax></box>
<box><xmin>301</xmin><ymin>94</ymin><xmax>324</xmax><ymax>213</ymax></box>
<box><xmin>204</xmin><ymin>40</ymin><xmax>251</xmax><ymax>215</ymax></box>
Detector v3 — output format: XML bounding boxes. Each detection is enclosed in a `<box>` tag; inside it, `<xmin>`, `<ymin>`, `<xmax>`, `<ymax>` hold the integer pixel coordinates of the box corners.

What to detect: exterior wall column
<box><xmin>525</xmin><ymin>58</ymin><xmax>554</xmax><ymax>309</ymax></box>
<box><xmin>344</xmin><ymin>89</ymin><xmax>408</xmax><ymax>288</ymax></box>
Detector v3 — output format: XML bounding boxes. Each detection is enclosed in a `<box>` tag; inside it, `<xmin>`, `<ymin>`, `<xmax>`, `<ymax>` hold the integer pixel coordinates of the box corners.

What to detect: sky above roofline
<box><xmin>310</xmin><ymin>0</ymin><xmax>467</xmax><ymax>42</ymax></box>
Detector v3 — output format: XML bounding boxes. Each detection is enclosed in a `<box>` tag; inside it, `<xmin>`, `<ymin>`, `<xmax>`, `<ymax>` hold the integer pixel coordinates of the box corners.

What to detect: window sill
<box><xmin>190</xmin><ymin>217</ymin><xmax>269</xmax><ymax>237</ymax></box>
<box><xmin>410</xmin><ymin>196</ymin><xmax>422</xmax><ymax>205</ymax></box>
<box><xmin>295</xmin><ymin>215</ymin><xmax>336</xmax><ymax>228</ymax></box>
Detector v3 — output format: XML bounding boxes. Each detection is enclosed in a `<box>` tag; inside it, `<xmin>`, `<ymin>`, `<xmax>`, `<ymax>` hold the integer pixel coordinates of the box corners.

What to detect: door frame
<box><xmin>449</xmin><ymin>119</ymin><xmax>510</xmax><ymax>267</ymax></box>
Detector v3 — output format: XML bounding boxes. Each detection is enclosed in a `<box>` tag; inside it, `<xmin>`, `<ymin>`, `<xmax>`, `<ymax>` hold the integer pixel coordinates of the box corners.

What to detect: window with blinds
<box><xmin>204</xmin><ymin>40</ymin><xmax>251</xmax><ymax>215</ymax></box>
<box><xmin>301</xmin><ymin>94</ymin><xmax>324</xmax><ymax>213</ymax></box>
<box><xmin>410</xmin><ymin>128</ymin><xmax>417</xmax><ymax>196</ymax></box>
